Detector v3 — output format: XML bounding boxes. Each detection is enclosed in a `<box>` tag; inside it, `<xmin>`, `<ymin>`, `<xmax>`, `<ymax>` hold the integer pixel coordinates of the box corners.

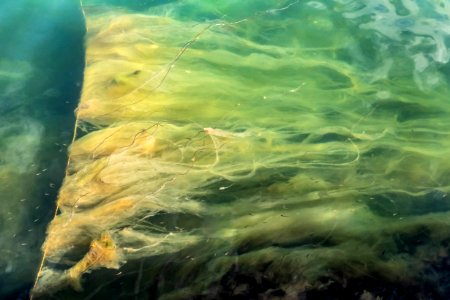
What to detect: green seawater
<box><xmin>2</xmin><ymin>0</ymin><xmax>450</xmax><ymax>299</ymax></box>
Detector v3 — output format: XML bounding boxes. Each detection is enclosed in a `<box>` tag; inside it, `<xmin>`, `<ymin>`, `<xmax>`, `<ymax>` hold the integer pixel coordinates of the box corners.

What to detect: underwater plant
<box><xmin>33</xmin><ymin>0</ymin><xmax>450</xmax><ymax>299</ymax></box>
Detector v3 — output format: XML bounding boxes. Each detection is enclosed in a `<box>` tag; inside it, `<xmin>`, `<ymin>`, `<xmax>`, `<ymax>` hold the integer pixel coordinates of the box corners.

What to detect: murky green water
<box><xmin>2</xmin><ymin>0</ymin><xmax>450</xmax><ymax>299</ymax></box>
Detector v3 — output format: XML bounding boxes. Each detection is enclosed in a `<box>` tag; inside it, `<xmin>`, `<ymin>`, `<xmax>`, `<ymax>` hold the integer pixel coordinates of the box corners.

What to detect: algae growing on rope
<box><xmin>33</xmin><ymin>0</ymin><xmax>450</xmax><ymax>298</ymax></box>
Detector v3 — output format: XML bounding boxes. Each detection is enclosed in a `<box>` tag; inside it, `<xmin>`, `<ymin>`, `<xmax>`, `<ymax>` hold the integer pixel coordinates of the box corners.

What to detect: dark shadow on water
<box><xmin>0</xmin><ymin>0</ymin><xmax>85</xmax><ymax>298</ymax></box>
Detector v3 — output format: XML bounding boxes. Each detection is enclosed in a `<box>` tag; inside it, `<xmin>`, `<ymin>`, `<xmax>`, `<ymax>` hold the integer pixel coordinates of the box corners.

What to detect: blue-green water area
<box><xmin>0</xmin><ymin>0</ymin><xmax>85</xmax><ymax>298</ymax></box>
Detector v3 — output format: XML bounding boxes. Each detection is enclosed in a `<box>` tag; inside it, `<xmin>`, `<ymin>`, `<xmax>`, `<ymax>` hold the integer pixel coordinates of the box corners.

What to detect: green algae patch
<box><xmin>33</xmin><ymin>1</ymin><xmax>450</xmax><ymax>299</ymax></box>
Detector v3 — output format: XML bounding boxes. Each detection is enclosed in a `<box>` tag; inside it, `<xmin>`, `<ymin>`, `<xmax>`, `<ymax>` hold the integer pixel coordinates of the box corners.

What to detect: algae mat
<box><xmin>33</xmin><ymin>0</ymin><xmax>450</xmax><ymax>299</ymax></box>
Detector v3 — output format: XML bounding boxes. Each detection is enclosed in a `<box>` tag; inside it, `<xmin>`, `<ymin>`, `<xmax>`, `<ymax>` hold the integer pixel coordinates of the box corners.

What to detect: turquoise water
<box><xmin>1</xmin><ymin>0</ymin><xmax>450</xmax><ymax>299</ymax></box>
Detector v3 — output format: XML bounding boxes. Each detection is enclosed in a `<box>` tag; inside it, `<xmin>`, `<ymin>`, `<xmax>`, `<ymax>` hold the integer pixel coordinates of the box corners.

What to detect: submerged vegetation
<box><xmin>32</xmin><ymin>0</ymin><xmax>450</xmax><ymax>299</ymax></box>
